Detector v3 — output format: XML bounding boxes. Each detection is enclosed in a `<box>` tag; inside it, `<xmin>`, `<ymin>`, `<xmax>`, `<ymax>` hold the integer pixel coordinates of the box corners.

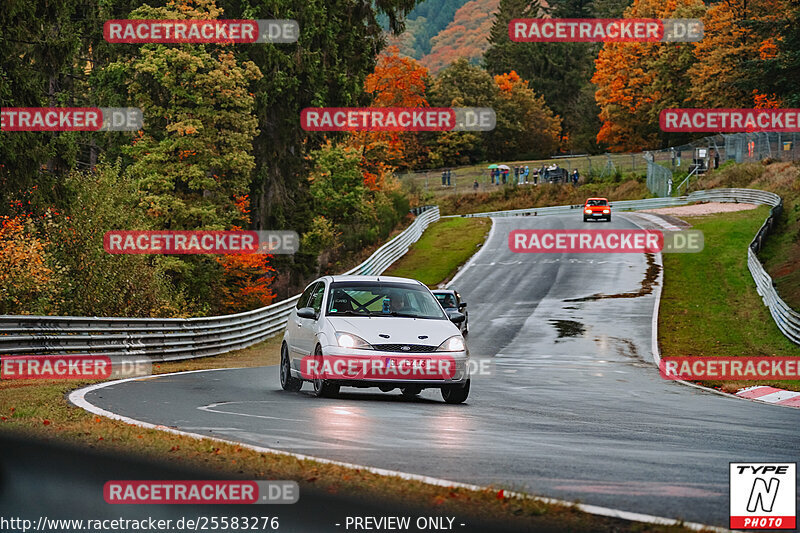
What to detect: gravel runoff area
<box><xmin>641</xmin><ymin>201</ymin><xmax>759</xmax><ymax>216</ymax></box>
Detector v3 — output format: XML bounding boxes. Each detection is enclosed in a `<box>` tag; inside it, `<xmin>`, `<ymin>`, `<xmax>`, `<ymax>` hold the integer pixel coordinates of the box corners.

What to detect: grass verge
<box><xmin>691</xmin><ymin>160</ymin><xmax>800</xmax><ymax>310</ymax></box>
<box><xmin>659</xmin><ymin>207</ymin><xmax>800</xmax><ymax>393</ymax></box>
<box><xmin>383</xmin><ymin>217</ymin><xmax>491</xmax><ymax>287</ymax></box>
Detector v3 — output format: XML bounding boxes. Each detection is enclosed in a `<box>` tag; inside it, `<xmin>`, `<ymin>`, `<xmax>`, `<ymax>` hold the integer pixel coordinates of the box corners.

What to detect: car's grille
<box><xmin>372</xmin><ymin>344</ymin><xmax>437</xmax><ymax>353</ymax></box>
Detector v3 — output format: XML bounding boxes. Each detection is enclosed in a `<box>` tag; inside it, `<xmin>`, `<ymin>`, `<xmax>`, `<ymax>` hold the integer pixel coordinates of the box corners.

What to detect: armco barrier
<box><xmin>454</xmin><ymin>188</ymin><xmax>798</xmax><ymax>346</ymax></box>
<box><xmin>0</xmin><ymin>207</ymin><xmax>440</xmax><ymax>360</ymax></box>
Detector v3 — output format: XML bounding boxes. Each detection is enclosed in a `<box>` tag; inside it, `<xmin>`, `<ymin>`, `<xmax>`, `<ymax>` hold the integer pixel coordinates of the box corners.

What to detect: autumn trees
<box><xmin>361</xmin><ymin>51</ymin><xmax>562</xmax><ymax>168</ymax></box>
<box><xmin>0</xmin><ymin>0</ymin><xmax>419</xmax><ymax>316</ymax></box>
<box><xmin>592</xmin><ymin>0</ymin><xmax>798</xmax><ymax>151</ymax></box>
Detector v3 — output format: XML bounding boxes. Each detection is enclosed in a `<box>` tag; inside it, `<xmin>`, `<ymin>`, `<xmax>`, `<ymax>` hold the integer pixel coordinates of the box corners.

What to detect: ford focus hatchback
<box><xmin>280</xmin><ymin>275</ymin><xmax>470</xmax><ymax>403</ymax></box>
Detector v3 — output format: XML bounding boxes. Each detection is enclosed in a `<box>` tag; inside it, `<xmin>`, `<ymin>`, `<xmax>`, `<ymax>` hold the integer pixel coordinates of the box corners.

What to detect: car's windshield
<box><xmin>435</xmin><ymin>293</ymin><xmax>457</xmax><ymax>309</ymax></box>
<box><xmin>587</xmin><ymin>199</ymin><xmax>608</xmax><ymax>206</ymax></box>
<box><xmin>327</xmin><ymin>281</ymin><xmax>447</xmax><ymax>319</ymax></box>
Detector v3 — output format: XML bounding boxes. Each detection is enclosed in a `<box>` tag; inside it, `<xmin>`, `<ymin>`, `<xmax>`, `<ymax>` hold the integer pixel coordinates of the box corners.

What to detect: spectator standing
<box><xmin>514</xmin><ymin>166</ymin><xmax>520</xmax><ymax>183</ymax></box>
<box><xmin>572</xmin><ymin>169</ymin><xmax>579</xmax><ymax>186</ymax></box>
<box><xmin>446</xmin><ymin>169</ymin><xmax>451</xmax><ymax>186</ymax></box>
<box><xmin>441</xmin><ymin>169</ymin><xmax>447</xmax><ymax>186</ymax></box>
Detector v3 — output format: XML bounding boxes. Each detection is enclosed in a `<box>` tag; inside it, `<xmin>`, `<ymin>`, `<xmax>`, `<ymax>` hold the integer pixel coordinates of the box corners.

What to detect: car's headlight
<box><xmin>335</xmin><ymin>332</ymin><xmax>373</xmax><ymax>349</ymax></box>
<box><xmin>603</xmin><ymin>209</ymin><xmax>610</xmax><ymax>213</ymax></box>
<box><xmin>437</xmin><ymin>335</ymin><xmax>465</xmax><ymax>352</ymax></box>
<box><xmin>584</xmin><ymin>208</ymin><xmax>592</xmax><ymax>214</ymax></box>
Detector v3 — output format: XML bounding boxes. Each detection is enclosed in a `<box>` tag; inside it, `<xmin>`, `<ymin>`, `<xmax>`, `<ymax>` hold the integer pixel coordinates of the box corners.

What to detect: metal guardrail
<box><xmin>693</xmin><ymin>189</ymin><xmax>798</xmax><ymax>343</ymax></box>
<box><xmin>0</xmin><ymin>207</ymin><xmax>441</xmax><ymax>360</ymax></box>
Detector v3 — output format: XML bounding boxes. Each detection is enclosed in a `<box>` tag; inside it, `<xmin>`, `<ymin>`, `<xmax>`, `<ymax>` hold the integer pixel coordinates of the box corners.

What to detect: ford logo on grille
<box><xmin>401</xmin><ymin>345</ymin><xmax>411</xmax><ymax>351</ymax></box>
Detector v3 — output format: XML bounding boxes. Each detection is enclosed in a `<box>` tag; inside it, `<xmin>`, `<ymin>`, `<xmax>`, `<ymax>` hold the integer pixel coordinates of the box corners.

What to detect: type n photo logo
<box><xmin>730</xmin><ymin>463</ymin><xmax>796</xmax><ymax>529</ymax></box>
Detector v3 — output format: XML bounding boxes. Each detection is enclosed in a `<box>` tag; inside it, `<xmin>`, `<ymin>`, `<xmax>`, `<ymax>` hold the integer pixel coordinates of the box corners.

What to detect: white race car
<box><xmin>280</xmin><ymin>275</ymin><xmax>470</xmax><ymax>403</ymax></box>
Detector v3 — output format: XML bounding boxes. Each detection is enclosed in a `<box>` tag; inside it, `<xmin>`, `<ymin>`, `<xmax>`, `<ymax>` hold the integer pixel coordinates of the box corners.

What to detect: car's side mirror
<box><xmin>297</xmin><ymin>307</ymin><xmax>316</xmax><ymax>320</ymax></box>
<box><xmin>446</xmin><ymin>309</ymin><xmax>466</xmax><ymax>325</ymax></box>
<box><xmin>608</xmin><ymin>204</ymin><xmax>613</xmax><ymax>208</ymax></box>
<box><xmin>458</xmin><ymin>302</ymin><xmax>467</xmax><ymax>311</ymax></box>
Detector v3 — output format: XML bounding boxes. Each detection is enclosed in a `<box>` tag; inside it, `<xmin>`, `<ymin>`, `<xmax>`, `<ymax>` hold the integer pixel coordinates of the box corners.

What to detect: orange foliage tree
<box><xmin>420</xmin><ymin>0</ymin><xmax>501</xmax><ymax>74</ymax></box>
<box><xmin>213</xmin><ymin>195</ymin><xmax>275</xmax><ymax>314</ymax></box>
<box><xmin>353</xmin><ymin>47</ymin><xmax>431</xmax><ymax>173</ymax></box>
<box><xmin>688</xmin><ymin>0</ymin><xmax>787</xmax><ymax>108</ymax></box>
<box><xmin>592</xmin><ymin>0</ymin><xmax>705</xmax><ymax>151</ymax></box>
<box><xmin>489</xmin><ymin>71</ymin><xmax>562</xmax><ymax>159</ymax></box>
<box><xmin>0</xmin><ymin>216</ymin><xmax>53</xmax><ymax>314</ymax></box>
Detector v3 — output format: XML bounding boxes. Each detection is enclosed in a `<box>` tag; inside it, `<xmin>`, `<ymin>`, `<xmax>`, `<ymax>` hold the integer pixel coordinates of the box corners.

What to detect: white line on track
<box><xmin>198</xmin><ymin>401</ymin><xmax>305</xmax><ymax>422</ymax></box>
<box><xmin>70</xmin><ymin>372</ymin><xmax>725</xmax><ymax>532</ymax></box>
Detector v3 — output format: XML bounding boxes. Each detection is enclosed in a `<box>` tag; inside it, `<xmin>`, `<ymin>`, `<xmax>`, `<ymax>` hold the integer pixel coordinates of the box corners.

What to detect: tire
<box><xmin>311</xmin><ymin>345</ymin><xmax>339</xmax><ymax>398</ymax></box>
<box><xmin>606</xmin><ymin>215</ymin><xmax>612</xmax><ymax>222</ymax></box>
<box><xmin>401</xmin><ymin>386</ymin><xmax>422</xmax><ymax>398</ymax></box>
<box><xmin>441</xmin><ymin>379</ymin><xmax>470</xmax><ymax>404</ymax></box>
<box><xmin>280</xmin><ymin>343</ymin><xmax>302</xmax><ymax>392</ymax></box>
<box><xmin>583</xmin><ymin>216</ymin><xmax>589</xmax><ymax>222</ymax></box>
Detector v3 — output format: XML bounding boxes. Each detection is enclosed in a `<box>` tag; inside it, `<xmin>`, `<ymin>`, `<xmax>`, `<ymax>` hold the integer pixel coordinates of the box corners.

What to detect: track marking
<box><xmin>69</xmin><ymin>370</ymin><xmax>725</xmax><ymax>532</ymax></box>
<box><xmin>198</xmin><ymin>401</ymin><xmax>306</xmax><ymax>422</ymax></box>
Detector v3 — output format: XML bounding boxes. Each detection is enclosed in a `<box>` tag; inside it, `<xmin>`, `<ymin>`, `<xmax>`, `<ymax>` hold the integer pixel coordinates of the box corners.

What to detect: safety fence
<box><xmin>0</xmin><ymin>207</ymin><xmax>440</xmax><ymax>360</ymax></box>
<box><xmin>645</xmin><ymin>132</ymin><xmax>800</xmax><ymax>197</ymax></box>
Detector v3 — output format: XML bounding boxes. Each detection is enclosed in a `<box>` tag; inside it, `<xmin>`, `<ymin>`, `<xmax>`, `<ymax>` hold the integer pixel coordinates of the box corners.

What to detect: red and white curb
<box><xmin>736</xmin><ymin>386</ymin><xmax>800</xmax><ymax>407</ymax></box>
<box><xmin>624</xmin><ymin>211</ymin><xmax>684</xmax><ymax>231</ymax></box>
<box><xmin>627</xmin><ymin>213</ymin><xmax>800</xmax><ymax>412</ymax></box>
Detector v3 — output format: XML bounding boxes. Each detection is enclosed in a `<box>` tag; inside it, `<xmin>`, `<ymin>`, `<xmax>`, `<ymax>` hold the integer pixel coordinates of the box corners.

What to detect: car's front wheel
<box><xmin>280</xmin><ymin>343</ymin><xmax>302</xmax><ymax>392</ymax></box>
<box><xmin>311</xmin><ymin>345</ymin><xmax>339</xmax><ymax>398</ymax></box>
<box><xmin>441</xmin><ymin>379</ymin><xmax>470</xmax><ymax>404</ymax></box>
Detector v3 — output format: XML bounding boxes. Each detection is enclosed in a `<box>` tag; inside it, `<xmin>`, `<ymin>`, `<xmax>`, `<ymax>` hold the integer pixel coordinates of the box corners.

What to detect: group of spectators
<box><xmin>440</xmin><ymin>163</ymin><xmax>584</xmax><ymax>192</ymax></box>
<box><xmin>489</xmin><ymin>166</ymin><xmax>533</xmax><ymax>185</ymax></box>
<box><xmin>487</xmin><ymin>164</ymin><xmax>581</xmax><ymax>186</ymax></box>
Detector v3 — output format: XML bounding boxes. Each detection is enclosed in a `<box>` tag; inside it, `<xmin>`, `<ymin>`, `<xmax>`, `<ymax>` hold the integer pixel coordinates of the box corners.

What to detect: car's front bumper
<box><xmin>297</xmin><ymin>344</ymin><xmax>470</xmax><ymax>386</ymax></box>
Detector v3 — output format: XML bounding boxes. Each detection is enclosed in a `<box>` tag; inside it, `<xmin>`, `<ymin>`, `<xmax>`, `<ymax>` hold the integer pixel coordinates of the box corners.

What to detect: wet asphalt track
<box><xmin>82</xmin><ymin>214</ymin><xmax>800</xmax><ymax>527</ymax></box>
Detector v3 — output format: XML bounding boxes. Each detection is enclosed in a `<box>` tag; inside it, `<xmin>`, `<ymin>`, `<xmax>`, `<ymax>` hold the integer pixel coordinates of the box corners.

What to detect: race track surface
<box><xmin>82</xmin><ymin>214</ymin><xmax>800</xmax><ymax>527</ymax></box>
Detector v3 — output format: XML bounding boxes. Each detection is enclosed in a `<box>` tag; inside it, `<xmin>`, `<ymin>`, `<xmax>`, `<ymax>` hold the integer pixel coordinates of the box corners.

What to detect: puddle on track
<box><xmin>564</xmin><ymin>253</ymin><xmax>661</xmax><ymax>302</ymax></box>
